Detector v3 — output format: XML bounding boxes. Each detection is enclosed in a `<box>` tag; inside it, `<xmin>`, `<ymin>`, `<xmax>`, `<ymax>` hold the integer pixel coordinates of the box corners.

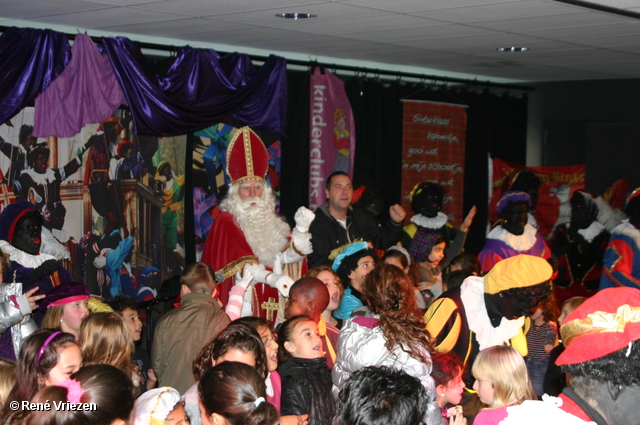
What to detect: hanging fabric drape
<box><xmin>33</xmin><ymin>33</ymin><xmax>126</xmax><ymax>138</ymax></box>
<box><xmin>102</xmin><ymin>37</ymin><xmax>288</xmax><ymax>137</ymax></box>
<box><xmin>0</xmin><ymin>27</ymin><xmax>71</xmax><ymax>124</ymax></box>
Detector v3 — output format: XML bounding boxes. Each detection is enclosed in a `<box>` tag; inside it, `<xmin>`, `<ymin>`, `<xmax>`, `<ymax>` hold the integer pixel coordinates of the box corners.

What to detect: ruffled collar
<box><xmin>486</xmin><ymin>223</ymin><xmax>538</xmax><ymax>251</ymax></box>
<box><xmin>20</xmin><ymin>167</ymin><xmax>57</xmax><ymax>185</ymax></box>
<box><xmin>567</xmin><ymin>221</ymin><xmax>606</xmax><ymax>243</ymax></box>
<box><xmin>0</xmin><ymin>240</ymin><xmax>57</xmax><ymax>268</ymax></box>
<box><xmin>613</xmin><ymin>219</ymin><xmax>640</xmax><ymax>250</ymax></box>
<box><xmin>411</xmin><ymin>212</ymin><xmax>448</xmax><ymax>229</ymax></box>
<box><xmin>460</xmin><ymin>276</ymin><xmax>524</xmax><ymax>350</ymax></box>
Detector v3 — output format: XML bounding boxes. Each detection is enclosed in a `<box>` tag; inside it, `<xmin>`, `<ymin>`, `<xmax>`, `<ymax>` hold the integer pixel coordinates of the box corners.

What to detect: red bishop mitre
<box><xmin>225</xmin><ymin>126</ymin><xmax>269</xmax><ymax>185</ymax></box>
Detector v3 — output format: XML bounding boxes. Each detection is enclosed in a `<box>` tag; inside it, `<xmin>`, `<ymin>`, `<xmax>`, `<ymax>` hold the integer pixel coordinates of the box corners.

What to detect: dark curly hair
<box><xmin>362</xmin><ymin>264</ymin><xmax>433</xmax><ymax>364</ymax></box>
<box><xmin>106</xmin><ymin>295</ymin><xmax>138</xmax><ymax>314</ymax></box>
<box><xmin>336</xmin><ymin>248</ymin><xmax>378</xmax><ymax>287</ymax></box>
<box><xmin>410</xmin><ymin>182</ymin><xmax>444</xmax><ymax>215</ymax></box>
<box><xmin>337</xmin><ymin>366</ymin><xmax>428</xmax><ymax>425</ymax></box>
<box><xmin>510</xmin><ymin>171</ymin><xmax>541</xmax><ymax>196</ymax></box>
<box><xmin>562</xmin><ymin>340</ymin><xmax>640</xmax><ymax>387</ymax></box>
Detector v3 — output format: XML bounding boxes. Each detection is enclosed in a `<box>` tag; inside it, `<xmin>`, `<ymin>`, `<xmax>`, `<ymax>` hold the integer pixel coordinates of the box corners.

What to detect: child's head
<box><xmin>40</xmin><ymin>282</ymin><xmax>91</xmax><ymax>339</ymax></box>
<box><xmin>0</xmin><ymin>359</ymin><xmax>16</xmax><ymax>407</ymax></box>
<box><xmin>431</xmin><ymin>352</ymin><xmax>465</xmax><ymax>408</ymax></box>
<box><xmin>4</xmin><ymin>329</ymin><xmax>80</xmax><ymax>412</ymax></box>
<box><xmin>18</xmin><ymin>364</ymin><xmax>135</xmax><ymax>425</ymax></box>
<box><xmin>448</xmin><ymin>253</ymin><xmax>481</xmax><ymax>276</ymax></box>
<box><xmin>277</xmin><ymin>315</ymin><xmax>322</xmax><ymax>363</ymax></box>
<box><xmin>133</xmin><ymin>387</ymin><xmax>188</xmax><ymax>425</ymax></box>
<box><xmin>333</xmin><ymin>243</ymin><xmax>378</xmax><ymax>291</ymax></box>
<box><xmin>285</xmin><ymin>277</ymin><xmax>329</xmax><ymax>322</ymax></box>
<box><xmin>199</xmin><ymin>361</ymin><xmax>279</xmax><ymax>425</ymax></box>
<box><xmin>408</xmin><ymin>231</ymin><xmax>446</xmax><ymax>267</ymax></box>
<box><xmin>304</xmin><ymin>265</ymin><xmax>343</xmax><ymax>313</ymax></box>
<box><xmin>108</xmin><ymin>295</ymin><xmax>143</xmax><ymax>342</ymax></box>
<box><xmin>233</xmin><ymin>317</ymin><xmax>278</xmax><ymax>373</ymax></box>
<box><xmin>193</xmin><ymin>323</ymin><xmax>268</xmax><ymax>382</ymax></box>
<box><xmin>471</xmin><ymin>345</ymin><xmax>535</xmax><ymax>409</ymax></box>
<box><xmin>558</xmin><ymin>296</ymin><xmax>587</xmax><ymax>326</ymax></box>
<box><xmin>383</xmin><ymin>246</ymin><xmax>420</xmax><ymax>285</ymax></box>
<box><xmin>362</xmin><ymin>264</ymin><xmax>432</xmax><ymax>363</ymax></box>
<box><xmin>79</xmin><ymin>312</ymin><xmax>134</xmax><ymax>374</ymax></box>
<box><xmin>338</xmin><ymin>366</ymin><xmax>428</xmax><ymax>425</ymax></box>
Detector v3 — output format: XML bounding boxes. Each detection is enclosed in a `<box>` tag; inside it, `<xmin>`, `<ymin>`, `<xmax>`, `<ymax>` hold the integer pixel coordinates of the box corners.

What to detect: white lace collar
<box><xmin>410</xmin><ymin>211</ymin><xmax>448</xmax><ymax>229</ymax></box>
<box><xmin>486</xmin><ymin>223</ymin><xmax>538</xmax><ymax>251</ymax></box>
<box><xmin>20</xmin><ymin>167</ymin><xmax>56</xmax><ymax>185</ymax></box>
<box><xmin>460</xmin><ymin>276</ymin><xmax>525</xmax><ymax>350</ymax></box>
<box><xmin>613</xmin><ymin>220</ymin><xmax>640</xmax><ymax>250</ymax></box>
<box><xmin>0</xmin><ymin>240</ymin><xmax>57</xmax><ymax>268</ymax></box>
<box><xmin>566</xmin><ymin>220</ymin><xmax>606</xmax><ymax>243</ymax></box>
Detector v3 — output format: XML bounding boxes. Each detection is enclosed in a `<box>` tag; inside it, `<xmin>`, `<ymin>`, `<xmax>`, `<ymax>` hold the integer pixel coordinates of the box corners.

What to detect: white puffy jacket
<box><xmin>332</xmin><ymin>308</ymin><xmax>444</xmax><ymax>425</ymax></box>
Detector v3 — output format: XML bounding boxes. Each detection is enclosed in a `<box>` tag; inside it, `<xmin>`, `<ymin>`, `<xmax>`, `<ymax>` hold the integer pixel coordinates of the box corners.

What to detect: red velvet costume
<box><xmin>201</xmin><ymin>211</ymin><xmax>281</xmax><ymax>327</ymax></box>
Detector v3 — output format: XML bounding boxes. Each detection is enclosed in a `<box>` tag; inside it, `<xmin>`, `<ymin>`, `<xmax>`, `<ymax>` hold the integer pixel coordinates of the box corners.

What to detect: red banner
<box><xmin>401</xmin><ymin>100</ymin><xmax>467</xmax><ymax>226</ymax></box>
<box><xmin>308</xmin><ymin>68</ymin><xmax>356</xmax><ymax>210</ymax></box>
<box><xmin>490</xmin><ymin>157</ymin><xmax>586</xmax><ymax>238</ymax></box>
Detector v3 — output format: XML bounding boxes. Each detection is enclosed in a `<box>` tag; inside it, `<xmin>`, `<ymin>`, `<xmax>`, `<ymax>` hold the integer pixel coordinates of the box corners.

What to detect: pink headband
<box><xmin>47</xmin><ymin>295</ymin><xmax>90</xmax><ymax>309</ymax></box>
<box><xmin>37</xmin><ymin>331</ymin><xmax>62</xmax><ymax>365</ymax></box>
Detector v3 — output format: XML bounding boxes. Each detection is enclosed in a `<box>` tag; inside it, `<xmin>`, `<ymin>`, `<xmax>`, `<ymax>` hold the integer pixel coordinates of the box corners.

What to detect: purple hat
<box><xmin>496</xmin><ymin>191</ymin><xmax>531</xmax><ymax>215</ymax></box>
<box><xmin>0</xmin><ymin>201</ymin><xmax>37</xmax><ymax>243</ymax></box>
<box><xmin>40</xmin><ymin>281</ymin><xmax>90</xmax><ymax>311</ymax></box>
<box><xmin>409</xmin><ymin>228</ymin><xmax>442</xmax><ymax>264</ymax></box>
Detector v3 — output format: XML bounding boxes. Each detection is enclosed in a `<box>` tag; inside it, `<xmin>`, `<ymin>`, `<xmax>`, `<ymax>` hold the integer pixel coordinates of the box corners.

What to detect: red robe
<box><xmin>201</xmin><ymin>211</ymin><xmax>281</xmax><ymax>327</ymax></box>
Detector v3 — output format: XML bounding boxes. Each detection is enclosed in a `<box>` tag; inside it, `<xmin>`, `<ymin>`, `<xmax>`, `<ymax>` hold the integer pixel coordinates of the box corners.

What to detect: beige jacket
<box><xmin>152</xmin><ymin>292</ymin><xmax>230</xmax><ymax>394</ymax></box>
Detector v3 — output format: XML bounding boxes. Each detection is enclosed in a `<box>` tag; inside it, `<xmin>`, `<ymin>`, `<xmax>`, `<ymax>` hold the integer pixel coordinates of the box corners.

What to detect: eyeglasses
<box><xmin>264</xmin><ymin>335</ymin><xmax>277</xmax><ymax>347</ymax></box>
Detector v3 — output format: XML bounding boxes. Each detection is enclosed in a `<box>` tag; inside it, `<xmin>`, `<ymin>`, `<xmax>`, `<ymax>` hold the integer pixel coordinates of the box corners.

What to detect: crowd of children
<box><xmin>0</xmin><ymin>180</ymin><xmax>639</xmax><ymax>425</ymax></box>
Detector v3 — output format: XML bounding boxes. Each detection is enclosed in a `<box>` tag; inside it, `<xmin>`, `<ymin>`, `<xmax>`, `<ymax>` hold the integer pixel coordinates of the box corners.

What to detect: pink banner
<box><xmin>309</xmin><ymin>68</ymin><xmax>356</xmax><ymax>210</ymax></box>
<box><xmin>401</xmin><ymin>100</ymin><xmax>467</xmax><ymax>226</ymax></box>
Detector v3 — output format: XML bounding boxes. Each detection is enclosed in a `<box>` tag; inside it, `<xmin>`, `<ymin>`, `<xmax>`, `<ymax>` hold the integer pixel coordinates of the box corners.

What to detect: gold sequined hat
<box><xmin>225</xmin><ymin>126</ymin><xmax>269</xmax><ymax>185</ymax></box>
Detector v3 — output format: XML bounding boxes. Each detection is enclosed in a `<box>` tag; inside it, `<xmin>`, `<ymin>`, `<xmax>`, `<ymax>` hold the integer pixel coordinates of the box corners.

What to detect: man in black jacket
<box><xmin>308</xmin><ymin>171</ymin><xmax>406</xmax><ymax>268</ymax></box>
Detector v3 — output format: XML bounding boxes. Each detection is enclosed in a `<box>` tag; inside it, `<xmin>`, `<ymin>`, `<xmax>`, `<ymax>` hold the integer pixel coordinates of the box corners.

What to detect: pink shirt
<box><xmin>473</xmin><ymin>406</ymin><xmax>509</xmax><ymax>425</ymax></box>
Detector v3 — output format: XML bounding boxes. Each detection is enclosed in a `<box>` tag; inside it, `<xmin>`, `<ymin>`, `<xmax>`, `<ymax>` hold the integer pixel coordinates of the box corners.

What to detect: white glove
<box><xmin>234</xmin><ymin>267</ymin><xmax>254</xmax><ymax>290</ymax></box>
<box><xmin>244</xmin><ymin>263</ymin><xmax>292</xmax><ymax>297</ymax></box>
<box><xmin>294</xmin><ymin>206</ymin><xmax>315</xmax><ymax>233</ymax></box>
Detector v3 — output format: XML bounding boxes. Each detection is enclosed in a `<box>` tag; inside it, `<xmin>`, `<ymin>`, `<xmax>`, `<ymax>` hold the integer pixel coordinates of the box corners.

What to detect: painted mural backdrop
<box><xmin>0</xmin><ymin>107</ymin><xmax>185</xmax><ymax>299</ymax></box>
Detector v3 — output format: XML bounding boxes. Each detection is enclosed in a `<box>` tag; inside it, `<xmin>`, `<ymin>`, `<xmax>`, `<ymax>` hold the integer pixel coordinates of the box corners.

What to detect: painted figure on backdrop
<box><xmin>13</xmin><ymin>140</ymin><xmax>94</xmax><ymax>230</ymax></box>
<box><xmin>84</xmin><ymin>117</ymin><xmax>124</xmax><ymax>184</ymax></box>
<box><xmin>156</xmin><ymin>161</ymin><xmax>185</xmax><ymax>273</ymax></box>
<box><xmin>111</xmin><ymin>139</ymin><xmax>144</xmax><ymax>181</ymax></box>
<box><xmin>332</xmin><ymin>108</ymin><xmax>350</xmax><ymax>173</ymax></box>
<box><xmin>0</xmin><ymin>124</ymin><xmax>37</xmax><ymax>186</ymax></box>
<box><xmin>201</xmin><ymin>126</ymin><xmax>314</xmax><ymax>328</ymax></box>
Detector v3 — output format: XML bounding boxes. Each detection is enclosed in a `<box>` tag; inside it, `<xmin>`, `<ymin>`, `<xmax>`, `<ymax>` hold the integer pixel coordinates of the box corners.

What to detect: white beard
<box><xmin>221</xmin><ymin>185</ymin><xmax>290</xmax><ymax>268</ymax></box>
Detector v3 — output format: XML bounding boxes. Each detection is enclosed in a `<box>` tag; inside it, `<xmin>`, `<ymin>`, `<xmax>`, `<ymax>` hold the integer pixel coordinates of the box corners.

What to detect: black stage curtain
<box><xmin>279</xmin><ymin>71</ymin><xmax>528</xmax><ymax>255</ymax></box>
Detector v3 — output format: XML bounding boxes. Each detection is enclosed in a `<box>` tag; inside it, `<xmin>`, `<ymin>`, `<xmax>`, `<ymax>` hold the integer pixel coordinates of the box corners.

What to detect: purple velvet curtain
<box><xmin>102</xmin><ymin>37</ymin><xmax>288</xmax><ymax>136</ymax></box>
<box><xmin>0</xmin><ymin>27</ymin><xmax>71</xmax><ymax>124</ymax></box>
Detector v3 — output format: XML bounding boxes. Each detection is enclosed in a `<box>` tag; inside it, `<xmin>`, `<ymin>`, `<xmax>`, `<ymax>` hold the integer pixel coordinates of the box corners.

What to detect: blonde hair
<box><xmin>41</xmin><ymin>305</ymin><xmax>65</xmax><ymax>330</ymax></box>
<box><xmin>79</xmin><ymin>312</ymin><xmax>134</xmax><ymax>375</ymax></box>
<box><xmin>0</xmin><ymin>359</ymin><xmax>16</xmax><ymax>406</ymax></box>
<box><xmin>472</xmin><ymin>345</ymin><xmax>535</xmax><ymax>409</ymax></box>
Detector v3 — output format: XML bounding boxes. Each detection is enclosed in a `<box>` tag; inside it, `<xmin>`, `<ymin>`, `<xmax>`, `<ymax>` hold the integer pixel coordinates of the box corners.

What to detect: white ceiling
<box><xmin>3</xmin><ymin>0</ymin><xmax>640</xmax><ymax>83</ymax></box>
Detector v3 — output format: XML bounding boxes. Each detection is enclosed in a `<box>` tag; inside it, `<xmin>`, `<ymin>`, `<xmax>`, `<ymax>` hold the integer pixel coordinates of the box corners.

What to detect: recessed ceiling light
<box><xmin>497</xmin><ymin>47</ymin><xmax>529</xmax><ymax>52</ymax></box>
<box><xmin>275</xmin><ymin>12</ymin><xmax>317</xmax><ymax>19</ymax></box>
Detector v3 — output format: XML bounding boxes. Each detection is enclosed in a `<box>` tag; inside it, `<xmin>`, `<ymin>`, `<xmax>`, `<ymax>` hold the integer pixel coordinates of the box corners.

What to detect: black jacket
<box><xmin>279</xmin><ymin>357</ymin><xmax>335</xmax><ymax>425</ymax></box>
<box><xmin>308</xmin><ymin>203</ymin><xmax>403</xmax><ymax>268</ymax></box>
